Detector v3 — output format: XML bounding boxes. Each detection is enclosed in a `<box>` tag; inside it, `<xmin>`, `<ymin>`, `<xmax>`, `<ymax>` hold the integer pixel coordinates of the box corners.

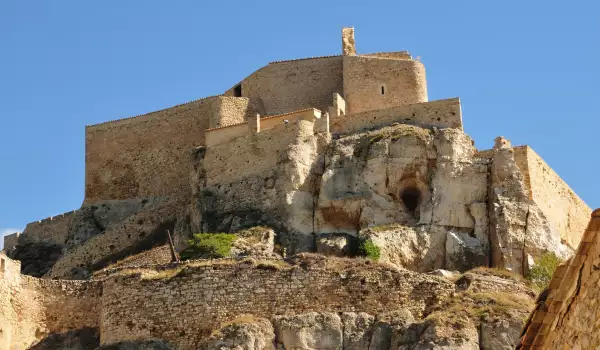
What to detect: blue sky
<box><xmin>0</xmin><ymin>1</ymin><xmax>598</xmax><ymax>246</ymax></box>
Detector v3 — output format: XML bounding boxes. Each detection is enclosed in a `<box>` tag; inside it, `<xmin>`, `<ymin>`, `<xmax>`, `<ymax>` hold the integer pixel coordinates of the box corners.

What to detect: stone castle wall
<box><xmin>0</xmin><ymin>252</ymin><xmax>102</xmax><ymax>350</ymax></box>
<box><xmin>330</xmin><ymin>97</ymin><xmax>462</xmax><ymax>135</ymax></box>
<box><xmin>224</xmin><ymin>56</ymin><xmax>343</xmax><ymax>116</ymax></box>
<box><xmin>202</xmin><ymin>118</ymin><xmax>319</xmax><ymax>188</ymax></box>
<box><xmin>99</xmin><ymin>259</ymin><xmax>453</xmax><ymax>349</ymax></box>
<box><xmin>342</xmin><ymin>55</ymin><xmax>428</xmax><ymax>114</ymax></box>
<box><xmin>519</xmin><ymin>209</ymin><xmax>600</xmax><ymax>349</ymax></box>
<box><xmin>522</xmin><ymin>146</ymin><xmax>591</xmax><ymax>247</ymax></box>
<box><xmin>2</xmin><ymin>232</ymin><xmax>20</xmax><ymax>251</ymax></box>
<box><xmin>84</xmin><ymin>96</ymin><xmax>254</xmax><ymax>203</ymax></box>
<box><xmin>18</xmin><ymin>210</ymin><xmax>77</xmax><ymax>246</ymax></box>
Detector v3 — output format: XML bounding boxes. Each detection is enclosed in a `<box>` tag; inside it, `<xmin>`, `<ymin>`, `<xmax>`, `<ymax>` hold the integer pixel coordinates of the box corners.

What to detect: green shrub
<box><xmin>180</xmin><ymin>233</ymin><xmax>236</xmax><ymax>260</ymax></box>
<box><xmin>526</xmin><ymin>252</ymin><xmax>562</xmax><ymax>290</ymax></box>
<box><xmin>358</xmin><ymin>240</ymin><xmax>381</xmax><ymax>261</ymax></box>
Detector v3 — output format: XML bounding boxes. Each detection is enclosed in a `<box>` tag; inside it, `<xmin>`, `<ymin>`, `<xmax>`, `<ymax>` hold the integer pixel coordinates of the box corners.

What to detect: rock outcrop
<box><xmin>198</xmin><ymin>267</ymin><xmax>535</xmax><ymax>350</ymax></box>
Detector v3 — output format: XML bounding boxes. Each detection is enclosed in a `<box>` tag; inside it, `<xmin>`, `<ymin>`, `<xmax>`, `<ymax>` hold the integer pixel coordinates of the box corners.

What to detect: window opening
<box><xmin>233</xmin><ymin>84</ymin><xmax>242</xmax><ymax>97</ymax></box>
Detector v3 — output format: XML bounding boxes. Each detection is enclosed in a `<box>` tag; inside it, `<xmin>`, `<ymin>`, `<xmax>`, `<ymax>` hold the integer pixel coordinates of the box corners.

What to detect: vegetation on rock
<box><xmin>358</xmin><ymin>239</ymin><xmax>381</xmax><ymax>261</ymax></box>
<box><xmin>526</xmin><ymin>252</ymin><xmax>562</xmax><ymax>290</ymax></box>
<box><xmin>180</xmin><ymin>233</ymin><xmax>236</xmax><ymax>260</ymax></box>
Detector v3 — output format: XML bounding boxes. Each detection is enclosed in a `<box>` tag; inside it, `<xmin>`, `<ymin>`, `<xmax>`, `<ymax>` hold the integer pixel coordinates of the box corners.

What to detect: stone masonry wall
<box><xmin>202</xmin><ymin>119</ymin><xmax>318</xmax><ymax>188</ymax></box>
<box><xmin>519</xmin><ymin>209</ymin><xmax>600</xmax><ymax>349</ymax></box>
<box><xmin>99</xmin><ymin>258</ymin><xmax>454</xmax><ymax>349</ymax></box>
<box><xmin>330</xmin><ymin>98</ymin><xmax>463</xmax><ymax>135</ymax></box>
<box><xmin>0</xmin><ymin>252</ymin><xmax>101</xmax><ymax>350</ymax></box>
<box><xmin>85</xmin><ymin>96</ymin><xmax>252</xmax><ymax>203</ymax></box>
<box><xmin>524</xmin><ymin>146</ymin><xmax>591</xmax><ymax>248</ymax></box>
<box><xmin>2</xmin><ymin>232</ymin><xmax>19</xmax><ymax>251</ymax></box>
<box><xmin>342</xmin><ymin>55</ymin><xmax>428</xmax><ymax>114</ymax></box>
<box><xmin>224</xmin><ymin>56</ymin><xmax>343</xmax><ymax>116</ymax></box>
<box><xmin>19</xmin><ymin>210</ymin><xmax>76</xmax><ymax>246</ymax></box>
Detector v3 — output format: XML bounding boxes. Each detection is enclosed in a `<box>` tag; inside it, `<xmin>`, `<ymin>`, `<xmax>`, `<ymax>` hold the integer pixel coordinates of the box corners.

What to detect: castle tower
<box><xmin>342</xmin><ymin>27</ymin><xmax>356</xmax><ymax>56</ymax></box>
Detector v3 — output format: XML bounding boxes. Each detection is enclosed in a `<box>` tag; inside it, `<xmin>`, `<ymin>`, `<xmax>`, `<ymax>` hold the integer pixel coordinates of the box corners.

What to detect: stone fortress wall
<box><xmin>476</xmin><ymin>145</ymin><xmax>591</xmax><ymax>248</ymax></box>
<box><xmin>223</xmin><ymin>56</ymin><xmax>344</xmax><ymax>116</ymax></box>
<box><xmin>0</xmin><ymin>252</ymin><xmax>102</xmax><ymax>350</ymax></box>
<box><xmin>84</xmin><ymin>96</ymin><xmax>256</xmax><ymax>204</ymax></box>
<box><xmin>519</xmin><ymin>209</ymin><xmax>600</xmax><ymax>349</ymax></box>
<box><xmin>18</xmin><ymin>210</ymin><xmax>77</xmax><ymax>246</ymax></box>
<box><xmin>0</xmin><ymin>251</ymin><xmax>454</xmax><ymax>350</ymax></box>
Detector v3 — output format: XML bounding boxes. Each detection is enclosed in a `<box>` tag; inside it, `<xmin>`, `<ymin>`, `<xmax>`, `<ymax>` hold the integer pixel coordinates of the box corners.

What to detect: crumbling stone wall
<box><xmin>99</xmin><ymin>258</ymin><xmax>454</xmax><ymax>349</ymax></box>
<box><xmin>0</xmin><ymin>253</ymin><xmax>101</xmax><ymax>350</ymax></box>
<box><xmin>223</xmin><ymin>56</ymin><xmax>344</xmax><ymax>116</ymax></box>
<box><xmin>84</xmin><ymin>96</ymin><xmax>253</xmax><ymax>203</ymax></box>
<box><xmin>342</xmin><ymin>55</ymin><xmax>428</xmax><ymax>114</ymax></box>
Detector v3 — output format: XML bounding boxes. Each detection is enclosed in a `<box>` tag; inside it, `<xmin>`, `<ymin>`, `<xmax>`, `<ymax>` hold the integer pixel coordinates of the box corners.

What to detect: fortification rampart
<box><xmin>330</xmin><ymin>97</ymin><xmax>462</xmax><ymax>135</ymax></box>
<box><xmin>0</xmin><ymin>252</ymin><xmax>102</xmax><ymax>350</ymax></box>
<box><xmin>360</xmin><ymin>51</ymin><xmax>412</xmax><ymax>60</ymax></box>
<box><xmin>519</xmin><ymin>209</ymin><xmax>600</xmax><ymax>349</ymax></box>
<box><xmin>223</xmin><ymin>56</ymin><xmax>343</xmax><ymax>116</ymax></box>
<box><xmin>205</xmin><ymin>108</ymin><xmax>323</xmax><ymax>147</ymax></box>
<box><xmin>478</xmin><ymin>145</ymin><xmax>591</xmax><ymax>248</ymax></box>
<box><xmin>84</xmin><ymin>96</ymin><xmax>254</xmax><ymax>203</ymax></box>
<box><xmin>19</xmin><ymin>210</ymin><xmax>77</xmax><ymax>246</ymax></box>
<box><xmin>203</xmin><ymin>117</ymin><xmax>322</xmax><ymax>188</ymax></box>
<box><xmin>2</xmin><ymin>232</ymin><xmax>20</xmax><ymax>251</ymax></box>
<box><xmin>522</xmin><ymin>146</ymin><xmax>591</xmax><ymax>247</ymax></box>
<box><xmin>99</xmin><ymin>258</ymin><xmax>454</xmax><ymax>349</ymax></box>
<box><xmin>342</xmin><ymin>55</ymin><xmax>428</xmax><ymax>114</ymax></box>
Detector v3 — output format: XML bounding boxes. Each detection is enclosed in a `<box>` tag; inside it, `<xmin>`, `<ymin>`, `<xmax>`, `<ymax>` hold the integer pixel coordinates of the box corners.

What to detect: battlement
<box><xmin>2</xmin><ymin>232</ymin><xmax>20</xmax><ymax>252</ymax></box>
<box><xmin>19</xmin><ymin>209</ymin><xmax>78</xmax><ymax>246</ymax></box>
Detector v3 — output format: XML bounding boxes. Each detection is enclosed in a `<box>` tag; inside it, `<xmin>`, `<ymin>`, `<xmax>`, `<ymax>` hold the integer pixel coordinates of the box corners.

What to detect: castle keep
<box><xmin>1</xmin><ymin>28</ymin><xmax>596</xmax><ymax>349</ymax></box>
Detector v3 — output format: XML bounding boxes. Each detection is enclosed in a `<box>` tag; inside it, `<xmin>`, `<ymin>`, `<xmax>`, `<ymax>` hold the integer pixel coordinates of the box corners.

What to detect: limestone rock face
<box><xmin>187</xmin><ymin>125</ymin><xmax>572</xmax><ymax>275</ymax></box>
<box><xmin>206</xmin><ymin>317</ymin><xmax>275</xmax><ymax>350</ymax></box>
<box><xmin>47</xmin><ymin>196</ymin><xmax>184</xmax><ymax>279</ymax></box>
<box><xmin>230</xmin><ymin>227</ymin><xmax>277</xmax><ymax>259</ymax></box>
<box><xmin>273</xmin><ymin>312</ymin><xmax>343</xmax><ymax>350</ymax></box>
<box><xmin>489</xmin><ymin>137</ymin><xmax>573</xmax><ymax>275</ymax></box>
<box><xmin>359</xmin><ymin>224</ymin><xmax>445</xmax><ymax>272</ymax></box>
<box><xmin>316</xmin><ymin>233</ymin><xmax>350</xmax><ymax>257</ymax></box>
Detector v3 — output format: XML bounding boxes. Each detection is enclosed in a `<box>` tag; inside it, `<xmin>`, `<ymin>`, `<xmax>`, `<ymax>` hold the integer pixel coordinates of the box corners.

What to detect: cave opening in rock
<box><xmin>400</xmin><ymin>186</ymin><xmax>421</xmax><ymax>215</ymax></box>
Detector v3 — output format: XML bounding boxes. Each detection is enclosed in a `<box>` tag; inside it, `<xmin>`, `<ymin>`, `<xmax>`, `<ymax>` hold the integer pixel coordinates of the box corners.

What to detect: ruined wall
<box><xmin>343</xmin><ymin>55</ymin><xmax>428</xmax><ymax>114</ymax></box>
<box><xmin>99</xmin><ymin>259</ymin><xmax>453</xmax><ymax>349</ymax></box>
<box><xmin>0</xmin><ymin>253</ymin><xmax>102</xmax><ymax>350</ymax></box>
<box><xmin>19</xmin><ymin>210</ymin><xmax>76</xmax><ymax>246</ymax></box>
<box><xmin>224</xmin><ymin>56</ymin><xmax>343</xmax><ymax>116</ymax></box>
<box><xmin>519</xmin><ymin>210</ymin><xmax>600</xmax><ymax>349</ymax></box>
<box><xmin>523</xmin><ymin>146</ymin><xmax>591</xmax><ymax>247</ymax></box>
<box><xmin>85</xmin><ymin>96</ymin><xmax>251</xmax><ymax>203</ymax></box>
<box><xmin>330</xmin><ymin>98</ymin><xmax>462</xmax><ymax>135</ymax></box>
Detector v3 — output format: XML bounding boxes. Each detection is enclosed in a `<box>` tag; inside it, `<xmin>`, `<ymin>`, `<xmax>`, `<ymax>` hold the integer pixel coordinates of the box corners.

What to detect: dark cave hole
<box><xmin>400</xmin><ymin>187</ymin><xmax>421</xmax><ymax>215</ymax></box>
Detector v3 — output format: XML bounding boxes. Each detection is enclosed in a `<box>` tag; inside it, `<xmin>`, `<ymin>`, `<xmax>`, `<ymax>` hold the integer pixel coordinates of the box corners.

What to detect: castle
<box><xmin>1</xmin><ymin>28</ymin><xmax>597</xmax><ymax>349</ymax></box>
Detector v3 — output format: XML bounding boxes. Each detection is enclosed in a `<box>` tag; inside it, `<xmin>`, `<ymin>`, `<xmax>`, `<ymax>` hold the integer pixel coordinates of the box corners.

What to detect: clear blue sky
<box><xmin>1</xmin><ymin>1</ymin><xmax>598</xmax><ymax>245</ymax></box>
